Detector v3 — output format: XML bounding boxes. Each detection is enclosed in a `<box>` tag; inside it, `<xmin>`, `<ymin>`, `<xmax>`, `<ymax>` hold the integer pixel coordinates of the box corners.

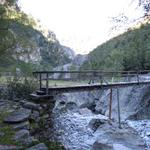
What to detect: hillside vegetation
<box><xmin>81</xmin><ymin>23</ymin><xmax>150</xmax><ymax>71</ymax></box>
<box><xmin>0</xmin><ymin>0</ymin><xmax>72</xmax><ymax>75</ymax></box>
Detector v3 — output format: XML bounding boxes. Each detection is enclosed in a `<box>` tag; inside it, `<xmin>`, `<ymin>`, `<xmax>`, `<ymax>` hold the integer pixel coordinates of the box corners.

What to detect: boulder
<box><xmin>92</xmin><ymin>123</ymin><xmax>145</xmax><ymax>150</ymax></box>
<box><xmin>26</xmin><ymin>143</ymin><xmax>48</xmax><ymax>150</ymax></box>
<box><xmin>0</xmin><ymin>145</ymin><xmax>17</xmax><ymax>150</ymax></box>
<box><xmin>92</xmin><ymin>142</ymin><xmax>113</xmax><ymax>150</ymax></box>
<box><xmin>12</xmin><ymin>121</ymin><xmax>30</xmax><ymax>130</ymax></box>
<box><xmin>4</xmin><ymin>109</ymin><xmax>31</xmax><ymax>123</ymax></box>
<box><xmin>14</xmin><ymin>129</ymin><xmax>30</xmax><ymax>140</ymax></box>
<box><xmin>95</xmin><ymin>84</ymin><xmax>150</xmax><ymax>120</ymax></box>
<box><xmin>22</xmin><ymin>102</ymin><xmax>40</xmax><ymax>111</ymax></box>
<box><xmin>88</xmin><ymin>118</ymin><xmax>107</xmax><ymax>131</ymax></box>
<box><xmin>54</xmin><ymin>91</ymin><xmax>100</xmax><ymax>110</ymax></box>
<box><xmin>113</xmin><ymin>144</ymin><xmax>132</xmax><ymax>150</ymax></box>
<box><xmin>79</xmin><ymin>108</ymin><xmax>92</xmax><ymax>115</ymax></box>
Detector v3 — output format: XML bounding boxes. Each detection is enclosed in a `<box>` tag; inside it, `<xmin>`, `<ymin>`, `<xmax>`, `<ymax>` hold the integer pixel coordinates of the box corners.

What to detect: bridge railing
<box><xmin>32</xmin><ymin>70</ymin><xmax>150</xmax><ymax>94</ymax></box>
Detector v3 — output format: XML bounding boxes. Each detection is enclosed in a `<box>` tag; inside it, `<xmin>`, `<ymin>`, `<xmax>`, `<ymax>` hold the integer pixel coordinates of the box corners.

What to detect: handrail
<box><xmin>32</xmin><ymin>70</ymin><xmax>150</xmax><ymax>92</ymax></box>
<box><xmin>33</xmin><ymin>70</ymin><xmax>150</xmax><ymax>74</ymax></box>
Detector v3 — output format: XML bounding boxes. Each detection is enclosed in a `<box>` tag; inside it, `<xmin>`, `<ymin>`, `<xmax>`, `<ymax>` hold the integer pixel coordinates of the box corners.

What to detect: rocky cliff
<box><xmin>0</xmin><ymin>1</ymin><xmax>75</xmax><ymax>73</ymax></box>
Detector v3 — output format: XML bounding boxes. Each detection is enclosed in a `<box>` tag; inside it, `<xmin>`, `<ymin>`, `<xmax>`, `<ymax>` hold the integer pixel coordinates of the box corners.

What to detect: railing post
<box><xmin>111</xmin><ymin>73</ymin><xmax>114</xmax><ymax>83</ymax></box>
<box><xmin>39</xmin><ymin>73</ymin><xmax>42</xmax><ymax>90</ymax></box>
<box><xmin>117</xmin><ymin>87</ymin><xmax>121</xmax><ymax>128</ymax></box>
<box><xmin>137</xmin><ymin>71</ymin><xmax>140</xmax><ymax>83</ymax></box>
<box><xmin>46</xmin><ymin>73</ymin><xmax>49</xmax><ymax>95</ymax></box>
<box><xmin>109</xmin><ymin>88</ymin><xmax>113</xmax><ymax>120</ymax></box>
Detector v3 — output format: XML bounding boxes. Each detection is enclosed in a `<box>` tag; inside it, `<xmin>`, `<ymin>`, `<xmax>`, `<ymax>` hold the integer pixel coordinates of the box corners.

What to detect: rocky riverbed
<box><xmin>0</xmin><ymin>78</ymin><xmax>149</xmax><ymax>150</ymax></box>
<box><xmin>52</xmin><ymin>101</ymin><xmax>148</xmax><ymax>150</ymax></box>
<box><xmin>52</xmin><ymin>81</ymin><xmax>150</xmax><ymax>150</ymax></box>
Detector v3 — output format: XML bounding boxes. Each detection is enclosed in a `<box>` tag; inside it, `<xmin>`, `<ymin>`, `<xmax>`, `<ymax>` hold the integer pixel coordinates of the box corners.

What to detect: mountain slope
<box><xmin>81</xmin><ymin>23</ymin><xmax>150</xmax><ymax>71</ymax></box>
<box><xmin>0</xmin><ymin>1</ymin><xmax>74</xmax><ymax>74</ymax></box>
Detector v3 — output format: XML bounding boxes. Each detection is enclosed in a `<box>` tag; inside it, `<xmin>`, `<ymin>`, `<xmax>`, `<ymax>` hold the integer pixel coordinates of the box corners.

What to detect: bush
<box><xmin>6</xmin><ymin>76</ymin><xmax>38</xmax><ymax>100</ymax></box>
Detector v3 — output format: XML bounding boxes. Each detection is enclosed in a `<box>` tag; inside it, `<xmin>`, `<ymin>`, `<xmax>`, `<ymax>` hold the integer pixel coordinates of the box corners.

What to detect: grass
<box><xmin>0</xmin><ymin>126</ymin><xmax>16</xmax><ymax>145</ymax></box>
<box><xmin>47</xmin><ymin>80</ymin><xmax>88</xmax><ymax>87</ymax></box>
<box><xmin>0</xmin><ymin>111</ymin><xmax>17</xmax><ymax>145</ymax></box>
<box><xmin>45</xmin><ymin>141</ymin><xmax>65</xmax><ymax>150</ymax></box>
<box><xmin>0</xmin><ymin>111</ymin><xmax>10</xmax><ymax>124</ymax></box>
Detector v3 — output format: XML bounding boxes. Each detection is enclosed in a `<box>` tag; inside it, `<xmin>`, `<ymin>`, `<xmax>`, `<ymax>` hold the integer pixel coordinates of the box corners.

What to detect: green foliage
<box><xmin>81</xmin><ymin>23</ymin><xmax>150</xmax><ymax>71</ymax></box>
<box><xmin>4</xmin><ymin>0</ymin><xmax>18</xmax><ymax>6</ymax></box>
<box><xmin>0</xmin><ymin>111</ymin><xmax>10</xmax><ymax>123</ymax></box>
<box><xmin>6</xmin><ymin>76</ymin><xmax>38</xmax><ymax>99</ymax></box>
<box><xmin>0</xmin><ymin>112</ymin><xmax>16</xmax><ymax>145</ymax></box>
<box><xmin>45</xmin><ymin>141</ymin><xmax>65</xmax><ymax>150</ymax></box>
<box><xmin>0</xmin><ymin>3</ymin><xmax>72</xmax><ymax>75</ymax></box>
<box><xmin>0</xmin><ymin>126</ymin><xmax>16</xmax><ymax>145</ymax></box>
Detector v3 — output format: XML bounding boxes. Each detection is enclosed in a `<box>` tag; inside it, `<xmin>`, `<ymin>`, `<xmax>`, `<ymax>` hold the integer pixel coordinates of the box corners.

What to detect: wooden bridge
<box><xmin>31</xmin><ymin>70</ymin><xmax>150</xmax><ymax>127</ymax></box>
<box><xmin>31</xmin><ymin>70</ymin><xmax>150</xmax><ymax>96</ymax></box>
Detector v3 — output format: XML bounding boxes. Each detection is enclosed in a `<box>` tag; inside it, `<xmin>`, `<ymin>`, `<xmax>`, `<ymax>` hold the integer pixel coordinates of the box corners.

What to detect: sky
<box><xmin>18</xmin><ymin>0</ymin><xmax>142</xmax><ymax>54</ymax></box>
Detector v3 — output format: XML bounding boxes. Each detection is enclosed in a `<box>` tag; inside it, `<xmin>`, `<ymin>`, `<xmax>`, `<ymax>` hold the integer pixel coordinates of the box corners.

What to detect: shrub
<box><xmin>6</xmin><ymin>76</ymin><xmax>38</xmax><ymax>100</ymax></box>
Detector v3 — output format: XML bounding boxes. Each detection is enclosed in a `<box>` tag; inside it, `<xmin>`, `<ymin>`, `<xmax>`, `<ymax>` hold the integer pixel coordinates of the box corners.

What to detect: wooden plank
<box><xmin>41</xmin><ymin>80</ymin><xmax>150</xmax><ymax>94</ymax></box>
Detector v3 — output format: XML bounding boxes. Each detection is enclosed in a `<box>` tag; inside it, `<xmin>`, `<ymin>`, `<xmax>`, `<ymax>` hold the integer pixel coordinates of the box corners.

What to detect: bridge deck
<box><xmin>32</xmin><ymin>70</ymin><xmax>150</xmax><ymax>95</ymax></box>
<box><xmin>41</xmin><ymin>80</ymin><xmax>150</xmax><ymax>94</ymax></box>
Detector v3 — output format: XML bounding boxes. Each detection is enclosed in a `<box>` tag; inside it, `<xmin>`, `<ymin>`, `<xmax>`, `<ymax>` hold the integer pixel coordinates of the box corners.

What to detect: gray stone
<box><xmin>0</xmin><ymin>145</ymin><xmax>17</xmax><ymax>150</ymax></box>
<box><xmin>26</xmin><ymin>143</ymin><xmax>48</xmax><ymax>150</ymax></box>
<box><xmin>79</xmin><ymin>108</ymin><xmax>93</xmax><ymax>115</ymax></box>
<box><xmin>54</xmin><ymin>91</ymin><xmax>100</xmax><ymax>110</ymax></box>
<box><xmin>95</xmin><ymin>83</ymin><xmax>150</xmax><ymax>120</ymax></box>
<box><xmin>66</xmin><ymin>102</ymin><xmax>78</xmax><ymax>111</ymax></box>
<box><xmin>22</xmin><ymin>102</ymin><xmax>40</xmax><ymax>111</ymax></box>
<box><xmin>88</xmin><ymin>118</ymin><xmax>107</xmax><ymax>131</ymax></box>
<box><xmin>19</xmin><ymin>136</ymin><xmax>38</xmax><ymax>146</ymax></box>
<box><xmin>14</xmin><ymin>129</ymin><xmax>38</xmax><ymax>146</ymax></box>
<box><xmin>92</xmin><ymin>123</ymin><xmax>145</xmax><ymax>150</ymax></box>
<box><xmin>29</xmin><ymin>111</ymin><xmax>40</xmax><ymax>122</ymax></box>
<box><xmin>0</xmin><ymin>101</ymin><xmax>6</xmax><ymax>106</ymax></box>
<box><xmin>113</xmin><ymin>144</ymin><xmax>132</xmax><ymax>150</ymax></box>
<box><xmin>4</xmin><ymin>109</ymin><xmax>31</xmax><ymax>123</ymax></box>
<box><xmin>12</xmin><ymin>121</ymin><xmax>30</xmax><ymax>130</ymax></box>
<box><xmin>92</xmin><ymin>142</ymin><xmax>113</xmax><ymax>150</ymax></box>
<box><xmin>14</xmin><ymin>129</ymin><xmax>30</xmax><ymax>140</ymax></box>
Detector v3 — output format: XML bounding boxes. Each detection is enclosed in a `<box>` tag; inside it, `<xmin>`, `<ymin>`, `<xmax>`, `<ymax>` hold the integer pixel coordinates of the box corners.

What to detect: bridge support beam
<box><xmin>117</xmin><ymin>87</ymin><xmax>121</xmax><ymax>128</ymax></box>
<box><xmin>46</xmin><ymin>73</ymin><xmax>49</xmax><ymax>95</ymax></box>
<box><xmin>109</xmin><ymin>88</ymin><xmax>112</xmax><ymax>120</ymax></box>
<box><xmin>39</xmin><ymin>73</ymin><xmax>42</xmax><ymax>90</ymax></box>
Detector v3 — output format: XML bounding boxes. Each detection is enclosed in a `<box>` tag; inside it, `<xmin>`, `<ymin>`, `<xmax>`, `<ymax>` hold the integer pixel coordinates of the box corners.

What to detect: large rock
<box><xmin>12</xmin><ymin>121</ymin><xmax>30</xmax><ymax>130</ymax></box>
<box><xmin>14</xmin><ymin>129</ymin><xmax>30</xmax><ymax>140</ymax></box>
<box><xmin>113</xmin><ymin>144</ymin><xmax>132</xmax><ymax>150</ymax></box>
<box><xmin>92</xmin><ymin>121</ymin><xmax>145</xmax><ymax>150</ymax></box>
<box><xmin>0</xmin><ymin>145</ymin><xmax>17</xmax><ymax>150</ymax></box>
<box><xmin>14</xmin><ymin>129</ymin><xmax>38</xmax><ymax>146</ymax></box>
<box><xmin>88</xmin><ymin>118</ymin><xmax>108</xmax><ymax>132</ymax></box>
<box><xmin>4</xmin><ymin>109</ymin><xmax>31</xmax><ymax>123</ymax></box>
<box><xmin>54</xmin><ymin>91</ymin><xmax>101</xmax><ymax>111</ymax></box>
<box><xmin>22</xmin><ymin>102</ymin><xmax>40</xmax><ymax>111</ymax></box>
<box><xmin>92</xmin><ymin>142</ymin><xmax>113</xmax><ymax>150</ymax></box>
<box><xmin>26</xmin><ymin>143</ymin><xmax>48</xmax><ymax>150</ymax></box>
<box><xmin>95</xmin><ymin>84</ymin><xmax>150</xmax><ymax>120</ymax></box>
